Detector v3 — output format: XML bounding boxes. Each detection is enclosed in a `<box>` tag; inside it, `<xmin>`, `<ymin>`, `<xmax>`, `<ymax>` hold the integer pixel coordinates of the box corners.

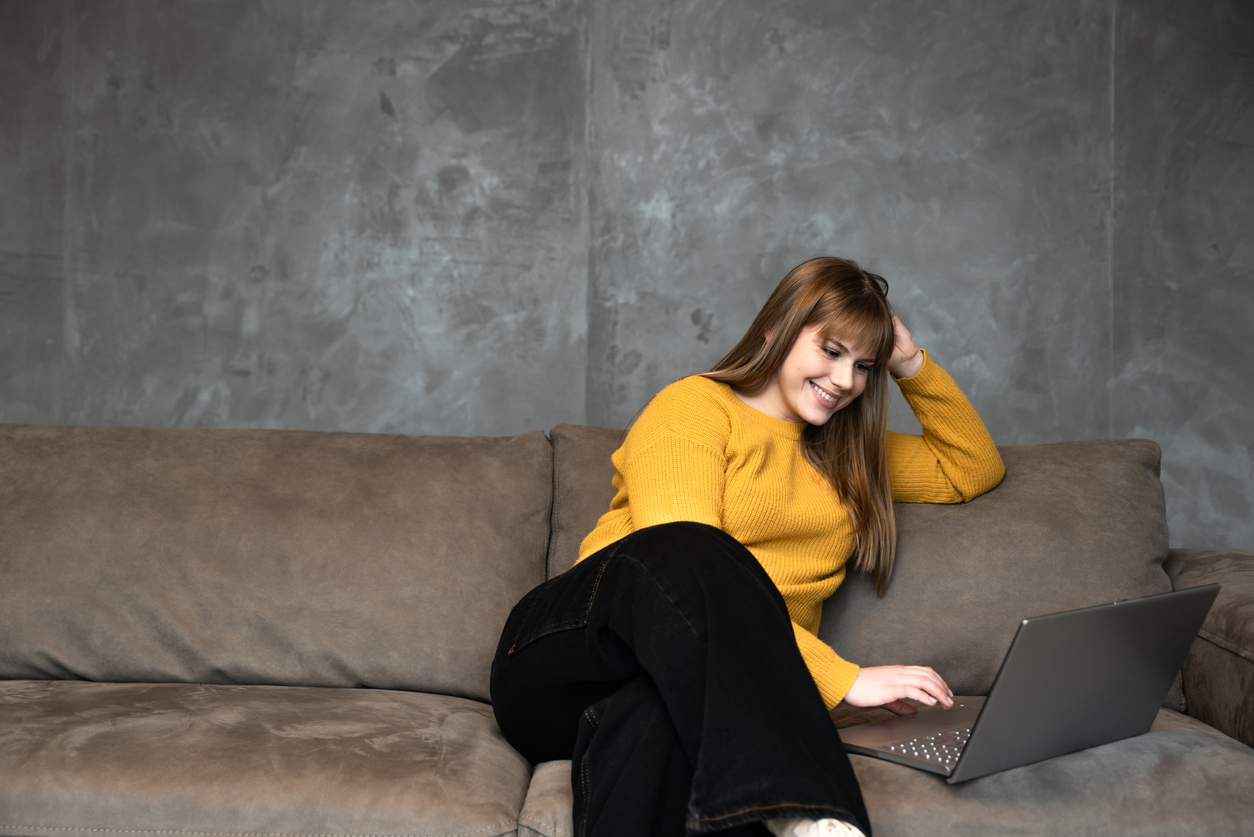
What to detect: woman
<box><xmin>491</xmin><ymin>257</ymin><xmax>1005</xmax><ymax>837</ymax></box>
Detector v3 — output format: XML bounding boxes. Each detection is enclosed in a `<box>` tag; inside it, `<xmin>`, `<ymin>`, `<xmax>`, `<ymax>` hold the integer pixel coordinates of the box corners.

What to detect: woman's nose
<box><xmin>829</xmin><ymin>360</ymin><xmax>853</xmax><ymax>390</ymax></box>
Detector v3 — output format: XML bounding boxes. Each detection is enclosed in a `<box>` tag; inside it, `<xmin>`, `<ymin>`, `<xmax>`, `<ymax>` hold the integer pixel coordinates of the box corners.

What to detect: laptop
<box><xmin>837</xmin><ymin>584</ymin><xmax>1220</xmax><ymax>783</ymax></box>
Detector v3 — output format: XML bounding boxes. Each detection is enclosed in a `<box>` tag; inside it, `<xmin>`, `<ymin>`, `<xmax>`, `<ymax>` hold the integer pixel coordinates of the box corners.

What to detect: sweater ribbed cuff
<box><xmin>812</xmin><ymin>653</ymin><xmax>862</xmax><ymax>710</ymax></box>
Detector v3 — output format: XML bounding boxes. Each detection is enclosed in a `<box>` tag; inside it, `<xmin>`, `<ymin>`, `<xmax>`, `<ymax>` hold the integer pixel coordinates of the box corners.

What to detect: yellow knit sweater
<box><xmin>576</xmin><ymin>351</ymin><xmax>1005</xmax><ymax>709</ymax></box>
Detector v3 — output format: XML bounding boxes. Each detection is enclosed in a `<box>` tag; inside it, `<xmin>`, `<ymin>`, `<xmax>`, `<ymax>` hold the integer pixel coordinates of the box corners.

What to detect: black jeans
<box><xmin>491</xmin><ymin>522</ymin><xmax>870</xmax><ymax>837</ymax></box>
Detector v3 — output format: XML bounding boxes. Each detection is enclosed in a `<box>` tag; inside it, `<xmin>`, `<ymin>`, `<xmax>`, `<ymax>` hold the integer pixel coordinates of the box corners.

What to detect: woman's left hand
<box><xmin>843</xmin><ymin>664</ymin><xmax>954</xmax><ymax>715</ymax></box>
<box><xmin>887</xmin><ymin>313</ymin><xmax>924</xmax><ymax>379</ymax></box>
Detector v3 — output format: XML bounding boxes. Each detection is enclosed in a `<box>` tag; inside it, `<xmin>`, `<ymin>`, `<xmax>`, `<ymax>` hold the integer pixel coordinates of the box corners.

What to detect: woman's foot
<box><xmin>765</xmin><ymin>818</ymin><xmax>866</xmax><ymax>837</ymax></box>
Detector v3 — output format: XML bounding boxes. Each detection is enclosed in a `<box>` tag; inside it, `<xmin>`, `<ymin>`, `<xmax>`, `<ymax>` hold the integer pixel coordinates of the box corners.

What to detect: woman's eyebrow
<box><xmin>824</xmin><ymin>337</ymin><xmax>877</xmax><ymax>364</ymax></box>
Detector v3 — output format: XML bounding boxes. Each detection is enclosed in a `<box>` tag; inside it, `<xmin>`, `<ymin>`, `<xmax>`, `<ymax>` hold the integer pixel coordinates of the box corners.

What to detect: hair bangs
<box><xmin>809</xmin><ymin>292</ymin><xmax>895</xmax><ymax>369</ymax></box>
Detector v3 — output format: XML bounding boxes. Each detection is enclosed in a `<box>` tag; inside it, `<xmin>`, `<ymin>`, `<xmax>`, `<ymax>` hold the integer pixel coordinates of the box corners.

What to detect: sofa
<box><xmin>0</xmin><ymin>421</ymin><xmax>1251</xmax><ymax>836</ymax></box>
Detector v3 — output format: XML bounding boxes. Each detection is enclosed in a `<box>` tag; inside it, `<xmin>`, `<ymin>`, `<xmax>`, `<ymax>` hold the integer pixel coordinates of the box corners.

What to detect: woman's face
<box><xmin>746</xmin><ymin>324</ymin><xmax>877</xmax><ymax>425</ymax></box>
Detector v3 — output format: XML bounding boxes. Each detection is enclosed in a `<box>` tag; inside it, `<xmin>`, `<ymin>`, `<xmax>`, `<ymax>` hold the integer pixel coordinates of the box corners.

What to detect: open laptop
<box><xmin>837</xmin><ymin>584</ymin><xmax>1220</xmax><ymax>783</ymax></box>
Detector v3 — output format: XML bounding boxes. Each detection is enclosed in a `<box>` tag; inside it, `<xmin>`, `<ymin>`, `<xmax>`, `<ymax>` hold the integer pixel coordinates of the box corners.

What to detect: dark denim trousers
<box><xmin>491</xmin><ymin>522</ymin><xmax>870</xmax><ymax>837</ymax></box>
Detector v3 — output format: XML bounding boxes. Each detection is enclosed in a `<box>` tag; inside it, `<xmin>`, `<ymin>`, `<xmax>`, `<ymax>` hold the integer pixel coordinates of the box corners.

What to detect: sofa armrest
<box><xmin>1162</xmin><ymin>548</ymin><xmax>1254</xmax><ymax>747</ymax></box>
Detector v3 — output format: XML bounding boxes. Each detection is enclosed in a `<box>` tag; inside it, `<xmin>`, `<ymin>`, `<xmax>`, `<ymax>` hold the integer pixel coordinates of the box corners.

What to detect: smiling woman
<box><xmin>490</xmin><ymin>256</ymin><xmax>1006</xmax><ymax>837</ymax></box>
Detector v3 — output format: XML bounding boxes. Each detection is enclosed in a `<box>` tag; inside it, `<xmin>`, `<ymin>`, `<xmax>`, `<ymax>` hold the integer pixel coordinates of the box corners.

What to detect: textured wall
<box><xmin>1</xmin><ymin>0</ymin><xmax>1250</xmax><ymax>548</ymax></box>
<box><xmin>4</xmin><ymin>0</ymin><xmax>589</xmax><ymax>436</ymax></box>
<box><xmin>586</xmin><ymin>0</ymin><xmax>1113</xmax><ymax>443</ymax></box>
<box><xmin>1112</xmin><ymin>0</ymin><xmax>1254</xmax><ymax>548</ymax></box>
<box><xmin>0</xmin><ymin>1</ymin><xmax>66</xmax><ymax>424</ymax></box>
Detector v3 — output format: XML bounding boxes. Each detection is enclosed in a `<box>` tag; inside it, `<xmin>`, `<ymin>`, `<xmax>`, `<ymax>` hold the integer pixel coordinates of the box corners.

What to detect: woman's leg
<box><xmin>572</xmin><ymin>673</ymin><xmax>698</xmax><ymax>834</ymax></box>
<box><xmin>491</xmin><ymin>522</ymin><xmax>869</xmax><ymax>837</ymax></box>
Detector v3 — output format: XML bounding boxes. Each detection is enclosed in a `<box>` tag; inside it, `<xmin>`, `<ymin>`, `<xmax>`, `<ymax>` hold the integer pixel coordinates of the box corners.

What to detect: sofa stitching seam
<box><xmin>1198</xmin><ymin>628</ymin><xmax>1254</xmax><ymax>663</ymax></box>
<box><xmin>515</xmin><ymin>817</ymin><xmax>572</xmax><ymax>837</ymax></box>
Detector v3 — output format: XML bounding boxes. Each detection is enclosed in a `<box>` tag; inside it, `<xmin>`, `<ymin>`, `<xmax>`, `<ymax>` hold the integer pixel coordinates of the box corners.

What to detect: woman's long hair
<box><xmin>704</xmin><ymin>257</ymin><xmax>899</xmax><ymax>595</ymax></box>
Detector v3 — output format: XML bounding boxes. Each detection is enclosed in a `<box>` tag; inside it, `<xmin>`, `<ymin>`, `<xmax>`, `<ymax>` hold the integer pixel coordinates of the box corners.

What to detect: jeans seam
<box><xmin>506</xmin><ymin>590</ymin><xmax>543</xmax><ymax>656</ymax></box>
<box><xmin>578</xmin><ymin>754</ymin><xmax>589</xmax><ymax>837</ymax></box>
<box><xmin>624</xmin><ymin>554</ymin><xmax>703</xmax><ymax>641</ymax></box>
<box><xmin>577</xmin><ymin>705</ymin><xmax>599</xmax><ymax>837</ymax></box>
<box><xmin>509</xmin><ymin>544</ymin><xmax>619</xmax><ymax>655</ymax></box>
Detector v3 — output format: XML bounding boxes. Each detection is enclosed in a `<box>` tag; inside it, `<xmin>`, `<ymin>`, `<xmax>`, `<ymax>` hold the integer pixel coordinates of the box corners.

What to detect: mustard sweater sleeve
<box><xmin>886</xmin><ymin>350</ymin><xmax>1005</xmax><ymax>503</ymax></box>
<box><xmin>615</xmin><ymin>379</ymin><xmax>732</xmax><ymax>531</ymax></box>
<box><xmin>621</xmin><ymin>435</ymin><xmax>725</xmax><ymax>530</ymax></box>
<box><xmin>793</xmin><ymin>621</ymin><xmax>861</xmax><ymax>708</ymax></box>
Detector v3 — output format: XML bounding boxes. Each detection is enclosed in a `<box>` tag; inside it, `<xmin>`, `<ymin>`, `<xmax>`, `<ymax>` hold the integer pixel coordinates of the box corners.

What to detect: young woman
<box><xmin>491</xmin><ymin>257</ymin><xmax>1005</xmax><ymax>837</ymax></box>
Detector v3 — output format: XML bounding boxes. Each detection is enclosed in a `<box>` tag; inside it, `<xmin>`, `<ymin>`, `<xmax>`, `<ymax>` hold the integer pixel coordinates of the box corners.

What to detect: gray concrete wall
<box><xmin>3</xmin><ymin>0</ymin><xmax>590</xmax><ymax>435</ymax></box>
<box><xmin>1</xmin><ymin>0</ymin><xmax>1250</xmax><ymax>549</ymax></box>
<box><xmin>1111</xmin><ymin>0</ymin><xmax>1253</xmax><ymax>549</ymax></box>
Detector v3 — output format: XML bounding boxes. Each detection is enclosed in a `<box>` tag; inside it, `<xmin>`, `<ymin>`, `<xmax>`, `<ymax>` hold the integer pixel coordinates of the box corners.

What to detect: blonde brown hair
<box><xmin>704</xmin><ymin>257</ymin><xmax>899</xmax><ymax>594</ymax></box>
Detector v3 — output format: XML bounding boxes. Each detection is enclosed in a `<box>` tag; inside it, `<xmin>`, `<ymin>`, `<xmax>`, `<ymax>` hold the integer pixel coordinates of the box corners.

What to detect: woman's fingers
<box><xmin>907</xmin><ymin>667</ymin><xmax>954</xmax><ymax>708</ymax></box>
<box><xmin>843</xmin><ymin>665</ymin><xmax>955</xmax><ymax>710</ymax></box>
<box><xmin>907</xmin><ymin>665</ymin><xmax>953</xmax><ymax>700</ymax></box>
<box><xmin>886</xmin><ymin>314</ymin><xmax>924</xmax><ymax>378</ymax></box>
<box><xmin>906</xmin><ymin>686</ymin><xmax>943</xmax><ymax>707</ymax></box>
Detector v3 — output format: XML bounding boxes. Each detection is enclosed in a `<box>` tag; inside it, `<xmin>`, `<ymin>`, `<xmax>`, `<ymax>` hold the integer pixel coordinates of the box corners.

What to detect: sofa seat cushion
<box><xmin>515</xmin><ymin>707</ymin><xmax>1254</xmax><ymax>837</ymax></box>
<box><xmin>517</xmin><ymin>760</ymin><xmax>576</xmax><ymax>837</ymax></box>
<box><xmin>848</xmin><ymin>705</ymin><xmax>1254</xmax><ymax>836</ymax></box>
<box><xmin>0</xmin><ymin>680</ymin><xmax>529</xmax><ymax>837</ymax></box>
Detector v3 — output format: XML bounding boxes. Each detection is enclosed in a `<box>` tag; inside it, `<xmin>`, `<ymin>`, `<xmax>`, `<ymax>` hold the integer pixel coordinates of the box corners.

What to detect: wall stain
<box><xmin>690</xmin><ymin>308</ymin><xmax>713</xmax><ymax>343</ymax></box>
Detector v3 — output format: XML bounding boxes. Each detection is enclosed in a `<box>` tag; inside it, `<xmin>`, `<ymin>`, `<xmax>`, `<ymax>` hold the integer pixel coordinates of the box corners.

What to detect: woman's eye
<box><xmin>823</xmin><ymin>348</ymin><xmax>840</xmax><ymax>359</ymax></box>
<box><xmin>855</xmin><ymin>363</ymin><xmax>871</xmax><ymax>373</ymax></box>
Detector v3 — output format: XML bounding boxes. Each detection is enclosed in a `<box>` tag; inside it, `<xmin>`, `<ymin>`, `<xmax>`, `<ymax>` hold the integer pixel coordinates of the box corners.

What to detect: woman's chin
<box><xmin>803</xmin><ymin>398</ymin><xmax>843</xmax><ymax>425</ymax></box>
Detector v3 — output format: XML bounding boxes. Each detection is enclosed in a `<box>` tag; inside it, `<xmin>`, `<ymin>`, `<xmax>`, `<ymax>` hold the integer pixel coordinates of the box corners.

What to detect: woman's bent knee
<box><xmin>613</xmin><ymin>522</ymin><xmax>789</xmax><ymax>616</ymax></box>
<box><xmin>621</xmin><ymin>521</ymin><xmax>747</xmax><ymax>568</ymax></box>
<box><xmin>623</xmin><ymin>521</ymin><xmax>758</xmax><ymax>570</ymax></box>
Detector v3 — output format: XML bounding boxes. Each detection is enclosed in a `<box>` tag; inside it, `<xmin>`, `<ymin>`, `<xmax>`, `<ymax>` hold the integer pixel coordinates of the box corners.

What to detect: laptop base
<box><xmin>840</xmin><ymin>698</ymin><xmax>984</xmax><ymax>777</ymax></box>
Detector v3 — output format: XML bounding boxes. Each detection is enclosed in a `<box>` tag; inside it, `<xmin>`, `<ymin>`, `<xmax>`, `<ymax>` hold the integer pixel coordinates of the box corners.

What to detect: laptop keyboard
<box><xmin>884</xmin><ymin>728</ymin><xmax>972</xmax><ymax>769</ymax></box>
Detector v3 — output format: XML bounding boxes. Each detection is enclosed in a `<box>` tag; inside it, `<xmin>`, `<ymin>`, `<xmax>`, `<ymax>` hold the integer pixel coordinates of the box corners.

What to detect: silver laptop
<box><xmin>837</xmin><ymin>584</ymin><xmax>1220</xmax><ymax>783</ymax></box>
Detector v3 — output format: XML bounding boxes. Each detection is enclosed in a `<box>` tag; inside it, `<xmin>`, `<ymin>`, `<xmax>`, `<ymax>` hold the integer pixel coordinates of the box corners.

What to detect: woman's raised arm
<box><xmin>884</xmin><ymin>315</ymin><xmax>1005</xmax><ymax>504</ymax></box>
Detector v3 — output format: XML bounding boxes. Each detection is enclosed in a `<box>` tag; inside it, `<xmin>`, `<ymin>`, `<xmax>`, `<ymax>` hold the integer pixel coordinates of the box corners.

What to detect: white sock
<box><xmin>764</xmin><ymin>818</ymin><xmax>866</xmax><ymax>837</ymax></box>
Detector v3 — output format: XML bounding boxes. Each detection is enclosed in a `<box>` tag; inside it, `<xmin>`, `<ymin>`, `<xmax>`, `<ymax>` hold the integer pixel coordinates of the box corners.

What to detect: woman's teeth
<box><xmin>811</xmin><ymin>382</ymin><xmax>838</xmax><ymax>405</ymax></box>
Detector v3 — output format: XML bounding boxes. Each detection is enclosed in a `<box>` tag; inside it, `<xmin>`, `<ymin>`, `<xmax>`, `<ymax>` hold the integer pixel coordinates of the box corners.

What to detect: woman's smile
<box><xmin>809</xmin><ymin>380</ymin><xmax>841</xmax><ymax>408</ymax></box>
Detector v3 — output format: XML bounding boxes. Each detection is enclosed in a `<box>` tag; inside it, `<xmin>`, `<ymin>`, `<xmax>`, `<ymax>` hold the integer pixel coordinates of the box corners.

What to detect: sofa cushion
<box><xmin>518</xmin><ymin>760</ymin><xmax>576</xmax><ymax>837</ymax></box>
<box><xmin>1166</xmin><ymin>547</ymin><xmax>1254</xmax><ymax>747</ymax></box>
<box><xmin>0</xmin><ymin>424</ymin><xmax>551</xmax><ymax>701</ymax></box>
<box><xmin>0</xmin><ymin>680</ymin><xmax>529</xmax><ymax>837</ymax></box>
<box><xmin>511</xmin><ymin>709</ymin><xmax>1254</xmax><ymax>837</ymax></box>
<box><xmin>820</xmin><ymin>439</ymin><xmax>1174</xmax><ymax>697</ymax></box>
<box><xmin>547</xmin><ymin>423</ymin><xmax>622</xmax><ymax>577</ymax></box>
<box><xmin>847</xmin><ymin>707</ymin><xmax>1254</xmax><ymax>836</ymax></box>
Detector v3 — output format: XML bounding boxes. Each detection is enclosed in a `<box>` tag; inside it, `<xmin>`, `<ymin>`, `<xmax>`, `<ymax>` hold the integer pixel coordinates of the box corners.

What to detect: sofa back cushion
<box><xmin>549</xmin><ymin>428</ymin><xmax>1173</xmax><ymax>697</ymax></box>
<box><xmin>548</xmin><ymin>424</ymin><xmax>624</xmax><ymax>576</ymax></box>
<box><xmin>819</xmin><ymin>439</ymin><xmax>1172</xmax><ymax>696</ymax></box>
<box><xmin>0</xmin><ymin>424</ymin><xmax>552</xmax><ymax>702</ymax></box>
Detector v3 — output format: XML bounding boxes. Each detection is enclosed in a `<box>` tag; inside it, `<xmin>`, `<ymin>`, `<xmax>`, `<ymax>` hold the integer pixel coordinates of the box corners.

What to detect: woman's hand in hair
<box><xmin>887</xmin><ymin>313</ymin><xmax>925</xmax><ymax>379</ymax></box>
<box><xmin>842</xmin><ymin>664</ymin><xmax>954</xmax><ymax>716</ymax></box>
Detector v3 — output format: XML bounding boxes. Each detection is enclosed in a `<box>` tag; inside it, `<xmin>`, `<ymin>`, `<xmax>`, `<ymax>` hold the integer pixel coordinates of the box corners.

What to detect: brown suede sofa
<box><xmin>1</xmin><ymin>422</ymin><xmax>1252</xmax><ymax>837</ymax></box>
